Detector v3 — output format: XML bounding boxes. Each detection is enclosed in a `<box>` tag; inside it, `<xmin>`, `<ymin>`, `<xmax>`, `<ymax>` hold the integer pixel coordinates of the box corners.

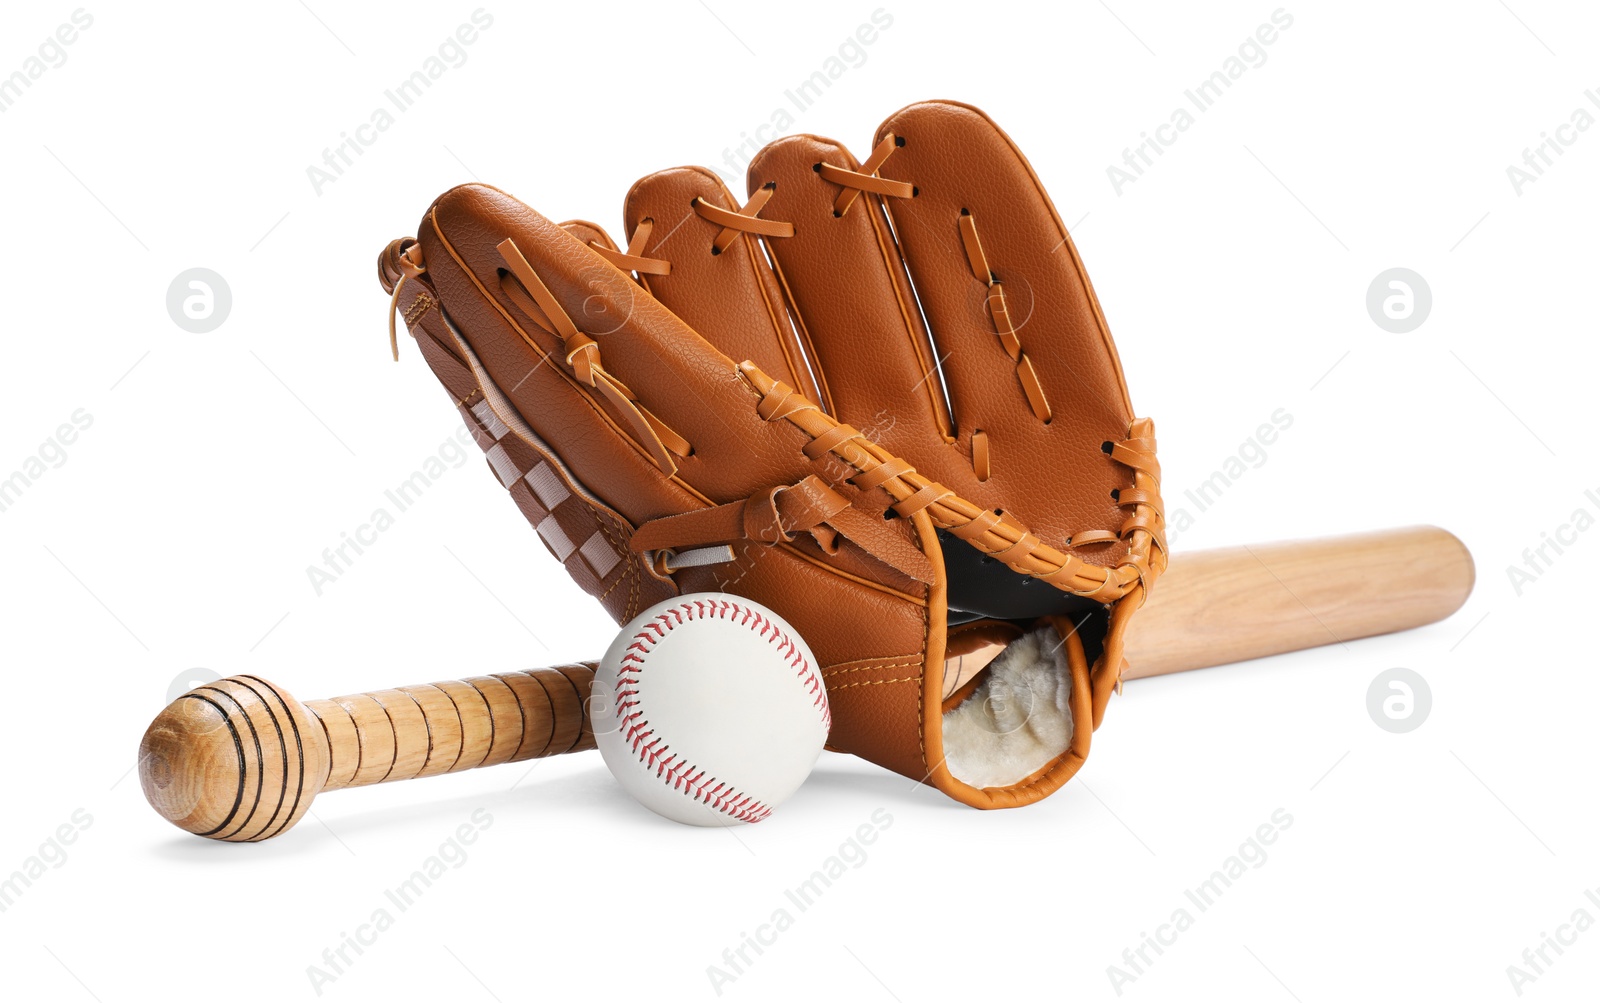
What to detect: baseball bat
<box><xmin>140</xmin><ymin>526</ymin><xmax>1471</xmax><ymax>840</ymax></box>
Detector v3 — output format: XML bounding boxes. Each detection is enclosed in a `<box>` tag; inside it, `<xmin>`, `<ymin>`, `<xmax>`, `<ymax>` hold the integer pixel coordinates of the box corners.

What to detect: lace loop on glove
<box><xmin>692</xmin><ymin>184</ymin><xmax>794</xmax><ymax>253</ymax></box>
<box><xmin>819</xmin><ymin>133</ymin><xmax>914</xmax><ymax>216</ymax></box>
<box><xmin>587</xmin><ymin>217</ymin><xmax>672</xmax><ymax>276</ymax></box>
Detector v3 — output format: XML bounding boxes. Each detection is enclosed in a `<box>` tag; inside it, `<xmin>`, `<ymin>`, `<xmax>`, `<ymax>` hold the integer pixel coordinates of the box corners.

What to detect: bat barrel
<box><xmin>1122</xmin><ymin>525</ymin><xmax>1474</xmax><ymax>679</ymax></box>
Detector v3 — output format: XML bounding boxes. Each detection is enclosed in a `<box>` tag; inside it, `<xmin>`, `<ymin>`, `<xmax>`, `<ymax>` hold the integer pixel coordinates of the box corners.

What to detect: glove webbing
<box><xmin>740</xmin><ymin>364</ymin><xmax>1161</xmax><ymax>603</ymax></box>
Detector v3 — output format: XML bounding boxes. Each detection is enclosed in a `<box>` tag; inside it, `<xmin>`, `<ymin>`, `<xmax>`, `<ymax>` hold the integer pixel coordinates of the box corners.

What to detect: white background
<box><xmin>1</xmin><ymin>2</ymin><xmax>1597</xmax><ymax>1000</ymax></box>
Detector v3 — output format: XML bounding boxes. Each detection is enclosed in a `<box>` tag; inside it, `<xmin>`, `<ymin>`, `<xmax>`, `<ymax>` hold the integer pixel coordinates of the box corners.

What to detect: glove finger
<box><xmin>379</xmin><ymin>231</ymin><xmax>680</xmax><ymax>623</ymax></box>
<box><xmin>744</xmin><ymin>134</ymin><xmax>956</xmax><ymax>462</ymax></box>
<box><xmin>868</xmin><ymin>100</ymin><xmax>1135</xmax><ymax>555</ymax></box>
<box><xmin>611</xmin><ymin>166</ymin><xmax>826</xmax><ymax>407</ymax></box>
<box><xmin>421</xmin><ymin>184</ymin><xmax>820</xmax><ymax>507</ymax></box>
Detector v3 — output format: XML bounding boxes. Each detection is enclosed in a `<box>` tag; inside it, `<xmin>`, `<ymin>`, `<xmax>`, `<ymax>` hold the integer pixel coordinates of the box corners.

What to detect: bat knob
<box><xmin>139</xmin><ymin>676</ymin><xmax>329</xmax><ymax>841</ymax></box>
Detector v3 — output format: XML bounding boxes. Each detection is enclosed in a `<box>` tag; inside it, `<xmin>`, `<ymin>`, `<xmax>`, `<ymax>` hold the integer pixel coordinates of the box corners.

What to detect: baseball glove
<box><xmin>377</xmin><ymin>100</ymin><xmax>1165</xmax><ymax>809</ymax></box>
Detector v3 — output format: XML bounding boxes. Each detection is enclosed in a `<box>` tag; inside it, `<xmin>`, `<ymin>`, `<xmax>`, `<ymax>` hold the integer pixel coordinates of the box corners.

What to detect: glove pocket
<box><xmin>931</xmin><ymin>615</ymin><xmax>1097</xmax><ymax>808</ymax></box>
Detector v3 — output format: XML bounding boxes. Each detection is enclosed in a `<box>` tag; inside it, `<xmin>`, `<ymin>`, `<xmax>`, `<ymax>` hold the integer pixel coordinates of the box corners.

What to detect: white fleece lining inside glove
<box><xmin>941</xmin><ymin>626</ymin><xmax>1074</xmax><ymax>789</ymax></box>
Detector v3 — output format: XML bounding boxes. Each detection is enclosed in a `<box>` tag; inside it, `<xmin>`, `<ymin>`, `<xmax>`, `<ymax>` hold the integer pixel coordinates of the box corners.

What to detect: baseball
<box><xmin>592</xmin><ymin>594</ymin><xmax>830</xmax><ymax>826</ymax></box>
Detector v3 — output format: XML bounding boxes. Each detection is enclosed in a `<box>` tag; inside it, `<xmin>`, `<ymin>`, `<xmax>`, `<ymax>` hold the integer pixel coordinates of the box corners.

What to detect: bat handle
<box><xmin>312</xmin><ymin>665</ymin><xmax>597</xmax><ymax>791</ymax></box>
<box><xmin>139</xmin><ymin>664</ymin><xmax>597</xmax><ymax>841</ymax></box>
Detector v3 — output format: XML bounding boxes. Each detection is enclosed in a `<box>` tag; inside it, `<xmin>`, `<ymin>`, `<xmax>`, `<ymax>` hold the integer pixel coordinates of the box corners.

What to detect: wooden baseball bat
<box><xmin>139</xmin><ymin>526</ymin><xmax>1471</xmax><ymax>840</ymax></box>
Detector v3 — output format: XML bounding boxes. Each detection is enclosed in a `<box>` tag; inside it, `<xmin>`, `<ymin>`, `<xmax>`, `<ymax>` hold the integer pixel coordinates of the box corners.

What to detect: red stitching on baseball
<box><xmin>612</xmin><ymin>598</ymin><xmax>828</xmax><ymax>821</ymax></box>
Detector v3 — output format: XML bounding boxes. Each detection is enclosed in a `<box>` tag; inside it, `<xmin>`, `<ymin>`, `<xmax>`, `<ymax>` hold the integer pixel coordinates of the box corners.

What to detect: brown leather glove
<box><xmin>377</xmin><ymin>100</ymin><xmax>1165</xmax><ymax>809</ymax></box>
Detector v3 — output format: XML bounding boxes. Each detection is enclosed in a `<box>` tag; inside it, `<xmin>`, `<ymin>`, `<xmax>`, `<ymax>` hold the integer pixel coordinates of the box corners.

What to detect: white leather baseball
<box><xmin>593</xmin><ymin>594</ymin><xmax>830</xmax><ymax>826</ymax></box>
